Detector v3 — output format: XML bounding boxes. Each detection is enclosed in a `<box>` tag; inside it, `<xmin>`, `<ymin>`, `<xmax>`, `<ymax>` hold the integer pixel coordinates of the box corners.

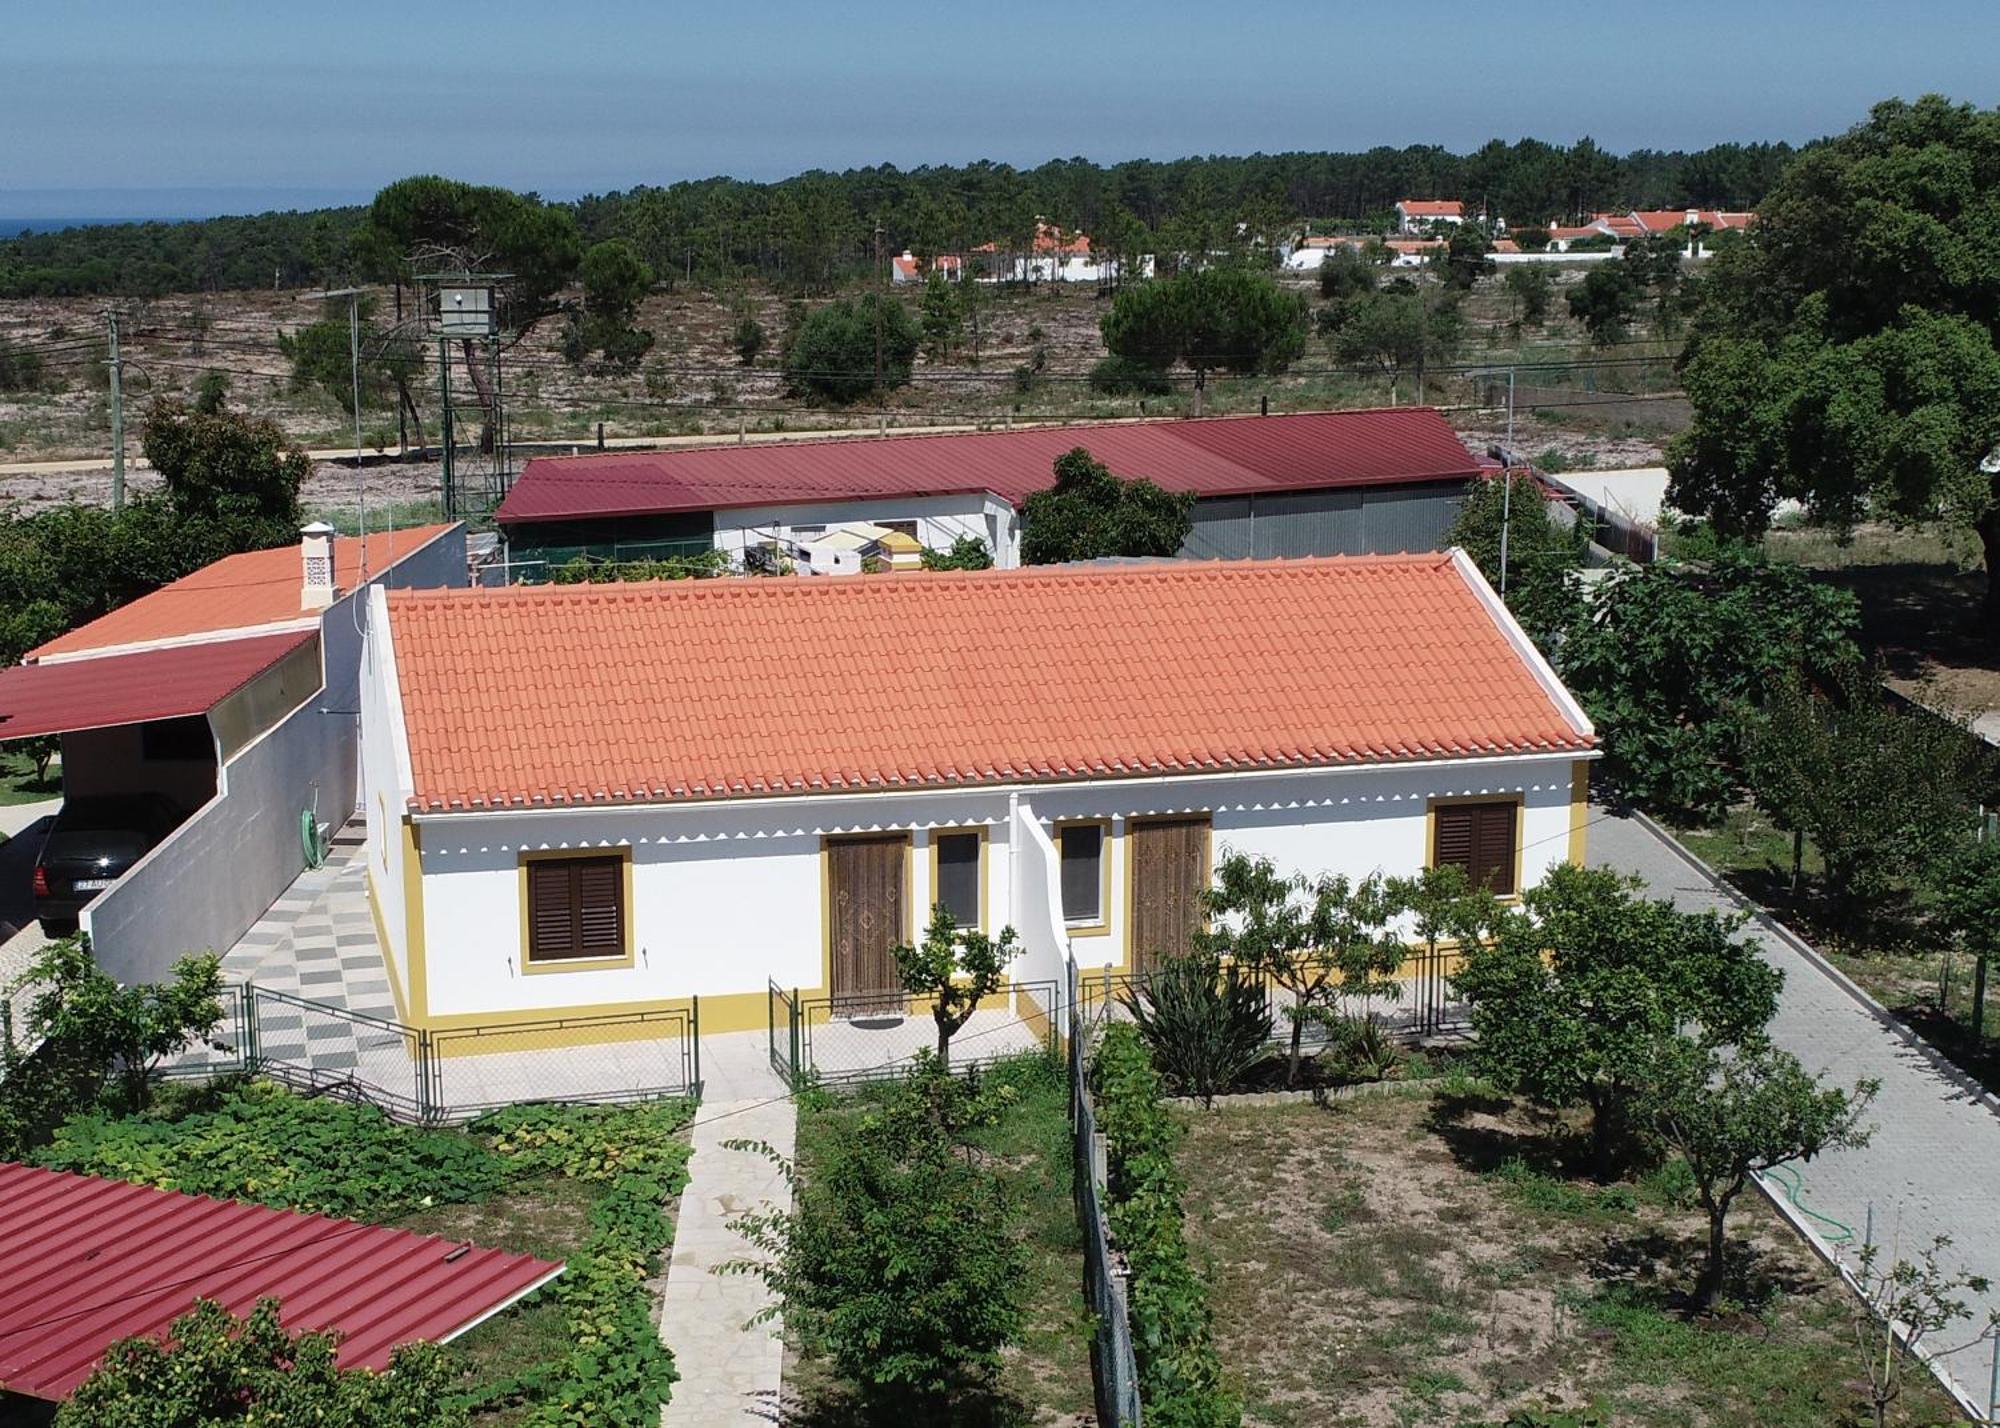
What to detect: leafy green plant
<box><xmin>1119</xmin><ymin>952</ymin><xmax>1273</xmax><ymax>1106</ymax></box>
<box><xmin>1019</xmin><ymin>446</ymin><xmax>1194</xmax><ymax>564</ymax></box>
<box><xmin>918</xmin><ymin>534</ymin><xmax>994</xmax><ymax>571</ymax></box>
<box><xmin>57</xmin><ymin>1297</ymin><xmax>467</xmax><ymax>1428</ymax></box>
<box><xmin>0</xmin><ymin>939</ymin><xmax>223</xmax><ymax>1157</ymax></box>
<box><xmin>892</xmin><ymin>904</ymin><xmax>1019</xmax><ymax>1068</ymax></box>
<box><xmin>1092</xmin><ymin>1023</ymin><xmax>1241</xmax><ymax>1428</ymax></box>
<box><xmin>727</xmin><ymin>1061</ymin><xmax>1024</xmax><ymax>1421</ymax></box>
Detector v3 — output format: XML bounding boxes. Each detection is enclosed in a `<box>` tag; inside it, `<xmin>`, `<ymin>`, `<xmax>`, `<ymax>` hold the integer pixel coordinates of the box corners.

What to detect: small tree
<box><xmin>1325</xmin><ymin>288</ymin><xmax>1464</xmax><ymax>404</ymax></box>
<box><xmin>142</xmin><ymin>396</ymin><xmax>308</xmax><ymax>526</ymax></box>
<box><xmin>1748</xmin><ymin>664</ymin><xmax>1981</xmax><ymax>942</ymax></box>
<box><xmin>1201</xmin><ymin>853</ymin><xmax>1401</xmax><ymax>1088</ymax></box>
<box><xmin>919</xmin><ymin>535</ymin><xmax>993</xmax><ymax>571</ymax></box>
<box><xmin>1933</xmin><ymin>832</ymin><xmax>2000</xmax><ymax>1039</ymax></box>
<box><xmin>58</xmin><ymin>1297</ymin><xmax>466</xmax><ymax>1428</ymax></box>
<box><xmin>1019</xmin><ymin>447</ymin><xmax>1194</xmax><ymax>564</ymax></box>
<box><xmin>727</xmin><ymin>1064</ymin><xmax>1024</xmax><ymax>1419</ymax></box>
<box><xmin>1119</xmin><ymin>951</ymin><xmax>1273</xmax><ymax>1107</ymax></box>
<box><xmin>1643</xmin><ymin>1040</ymin><xmax>1874</xmax><ymax>1308</ymax></box>
<box><xmin>1567</xmin><ymin>265</ymin><xmax>1639</xmax><ymax>346</ymax></box>
<box><xmin>1384</xmin><ymin>864</ymin><xmax>1502</xmax><ymax>1034</ymax></box>
<box><xmin>1317</xmin><ymin>247</ymin><xmax>1377</xmax><ymax>303</ymax></box>
<box><xmin>1850</xmin><ymin>1236</ymin><xmax>2000</xmax><ymax>1428</ymax></box>
<box><xmin>892</xmin><ymin>904</ymin><xmax>1017</xmax><ymax>1069</ymax></box>
<box><xmin>918</xmin><ymin>271</ymin><xmax>964</xmax><ymax>361</ymax></box>
<box><xmin>561</xmin><ymin>237</ymin><xmax>657</xmax><ymax>372</ymax></box>
<box><xmin>1504</xmin><ymin>264</ymin><xmax>1555</xmax><ymax>325</ymax></box>
<box><xmin>782</xmin><ymin>294</ymin><xmax>921</xmax><ymax>404</ymax></box>
<box><xmin>1434</xmin><ymin>224</ymin><xmax>1495</xmax><ymax>290</ymax></box>
<box><xmin>731</xmin><ymin>312</ymin><xmax>766</xmax><ymax>366</ymax></box>
<box><xmin>1447</xmin><ymin>471</ymin><xmax>1588</xmax><ymax>645</ymax></box>
<box><xmin>1456</xmin><ymin>863</ymin><xmax>1782</xmax><ymax>1179</ymax></box>
<box><xmin>1100</xmin><ymin>266</ymin><xmax>1308</xmax><ymax>391</ymax></box>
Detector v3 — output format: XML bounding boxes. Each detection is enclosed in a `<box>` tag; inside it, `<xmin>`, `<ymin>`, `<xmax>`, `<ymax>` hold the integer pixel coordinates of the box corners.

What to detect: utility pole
<box><xmin>105</xmin><ymin>308</ymin><xmax>126</xmax><ymax>511</ymax></box>
<box><xmin>873</xmin><ymin>221</ymin><xmax>885</xmax><ymax>398</ymax></box>
<box><xmin>1497</xmin><ymin>367</ymin><xmax>1516</xmax><ymax>595</ymax></box>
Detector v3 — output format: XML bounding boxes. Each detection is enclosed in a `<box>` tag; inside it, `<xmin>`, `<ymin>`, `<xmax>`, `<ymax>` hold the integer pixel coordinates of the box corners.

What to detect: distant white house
<box><xmin>890</xmin><ymin>251</ymin><xmax>964</xmax><ymax>284</ymax></box>
<box><xmin>1394</xmin><ymin>199</ymin><xmax>1465</xmax><ymax>234</ymax></box>
<box><xmin>969</xmin><ymin>221</ymin><xmax>1152</xmax><ymax>283</ymax></box>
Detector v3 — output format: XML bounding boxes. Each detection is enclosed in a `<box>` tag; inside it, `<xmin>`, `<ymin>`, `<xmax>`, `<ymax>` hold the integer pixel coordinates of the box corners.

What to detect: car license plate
<box><xmin>72</xmin><ymin>878</ymin><xmax>114</xmax><ymax>892</ymax></box>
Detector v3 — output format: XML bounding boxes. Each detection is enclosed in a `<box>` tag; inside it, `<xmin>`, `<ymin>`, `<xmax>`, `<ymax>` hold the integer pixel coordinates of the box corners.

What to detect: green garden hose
<box><xmin>300</xmin><ymin>809</ymin><xmax>327</xmax><ymax>870</ymax></box>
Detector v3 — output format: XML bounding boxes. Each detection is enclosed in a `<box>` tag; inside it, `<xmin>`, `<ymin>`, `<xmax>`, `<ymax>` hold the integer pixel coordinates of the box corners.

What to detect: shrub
<box><xmin>1092</xmin><ymin>1023</ymin><xmax>1240</xmax><ymax>1427</ymax></box>
<box><xmin>58</xmin><ymin>1297</ymin><xmax>467</xmax><ymax>1428</ymax></box>
<box><xmin>1119</xmin><ymin>953</ymin><xmax>1272</xmax><ymax>1106</ymax></box>
<box><xmin>729</xmin><ymin>1063</ymin><xmax>1024</xmax><ymax>1418</ymax></box>
<box><xmin>782</xmin><ymin>294</ymin><xmax>920</xmax><ymax>404</ymax></box>
<box><xmin>1089</xmin><ymin>354</ymin><xmax>1172</xmax><ymax>396</ymax></box>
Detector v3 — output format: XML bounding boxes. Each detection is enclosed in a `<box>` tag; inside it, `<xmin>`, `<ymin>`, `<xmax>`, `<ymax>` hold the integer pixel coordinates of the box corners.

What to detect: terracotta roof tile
<box><xmin>31</xmin><ymin>524</ymin><xmax>459</xmax><ymax>661</ymax></box>
<box><xmin>389</xmin><ymin>555</ymin><xmax>1592</xmax><ymax>812</ymax></box>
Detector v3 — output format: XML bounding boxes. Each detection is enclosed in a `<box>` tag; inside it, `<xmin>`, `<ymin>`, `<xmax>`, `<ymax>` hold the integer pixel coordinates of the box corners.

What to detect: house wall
<box><xmin>392</xmin><ymin>754</ymin><xmax>1587</xmax><ymax>1033</ymax></box>
<box><xmin>713</xmin><ymin>493</ymin><xmax>1019</xmax><ymax>569</ymax></box>
<box><xmin>1182</xmin><ymin>481</ymin><xmax>1473</xmax><ymax>560</ymax></box>
<box><xmin>84</xmin><ymin>526</ymin><xmax>466</xmax><ymax>986</ymax></box>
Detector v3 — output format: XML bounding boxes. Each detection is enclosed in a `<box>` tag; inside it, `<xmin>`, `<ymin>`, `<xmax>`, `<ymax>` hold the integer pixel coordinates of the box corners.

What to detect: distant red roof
<box><xmin>389</xmin><ymin>554</ymin><xmax>1594</xmax><ymax>812</ymax></box>
<box><xmin>1397</xmin><ymin>199</ymin><xmax>1464</xmax><ymax>219</ymax></box>
<box><xmin>497</xmin><ymin>409</ymin><xmax>1483</xmax><ymax>526</ymax></box>
<box><xmin>0</xmin><ymin>1162</ymin><xmax>561</xmax><ymax>1401</ymax></box>
<box><xmin>0</xmin><ymin>630</ymin><xmax>314</xmax><ymax>742</ymax></box>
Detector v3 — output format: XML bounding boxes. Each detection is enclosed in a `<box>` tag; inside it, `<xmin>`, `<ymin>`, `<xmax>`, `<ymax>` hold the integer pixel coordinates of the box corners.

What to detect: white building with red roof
<box><xmin>1394</xmin><ymin>199</ymin><xmax>1466</xmax><ymax>234</ymax></box>
<box><xmin>358</xmin><ymin>553</ymin><xmax>1596</xmax><ymax>1043</ymax></box>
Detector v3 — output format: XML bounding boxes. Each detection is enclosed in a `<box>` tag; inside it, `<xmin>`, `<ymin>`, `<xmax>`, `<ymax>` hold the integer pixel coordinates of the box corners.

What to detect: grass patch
<box><xmin>1174</xmin><ymin>1089</ymin><xmax>1956</xmax><ymax>1428</ymax></box>
<box><xmin>0</xmin><ymin>747</ymin><xmax>59</xmax><ymax>806</ymax></box>
<box><xmin>784</xmin><ymin>1052</ymin><xmax>1093</xmax><ymax>1426</ymax></box>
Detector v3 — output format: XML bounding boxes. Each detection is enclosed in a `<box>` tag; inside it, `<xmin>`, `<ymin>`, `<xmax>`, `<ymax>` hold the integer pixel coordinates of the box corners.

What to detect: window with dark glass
<box><xmin>1431</xmin><ymin>800</ymin><xmax>1518</xmax><ymax>895</ymax></box>
<box><xmin>526</xmin><ymin>855</ymin><xmax>625</xmax><ymax>963</ymax></box>
<box><xmin>1059</xmin><ymin>823</ymin><xmax>1105</xmax><ymax>925</ymax></box>
<box><xmin>934</xmin><ymin>831</ymin><xmax>981</xmax><ymax>928</ymax></box>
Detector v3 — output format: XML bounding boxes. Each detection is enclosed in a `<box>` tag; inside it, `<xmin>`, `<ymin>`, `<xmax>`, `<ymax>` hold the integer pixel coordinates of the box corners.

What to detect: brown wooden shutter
<box><xmin>576</xmin><ymin>859</ymin><xmax>624</xmax><ymax>955</ymax></box>
<box><xmin>1434</xmin><ymin>801</ymin><xmax>1517</xmax><ymax>894</ymax></box>
<box><xmin>1434</xmin><ymin>806</ymin><xmax>1474</xmax><ymax>873</ymax></box>
<box><xmin>527</xmin><ymin>856</ymin><xmax>625</xmax><ymax>963</ymax></box>
<box><xmin>528</xmin><ymin>861</ymin><xmax>579</xmax><ymax>960</ymax></box>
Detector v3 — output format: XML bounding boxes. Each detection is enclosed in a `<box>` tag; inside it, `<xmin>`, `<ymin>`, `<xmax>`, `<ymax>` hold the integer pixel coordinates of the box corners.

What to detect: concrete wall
<box><xmin>713</xmin><ymin>493</ymin><xmax>1019</xmax><ymax>569</ymax></box>
<box><xmin>398</xmin><ymin>753</ymin><xmax>1585</xmax><ymax>1024</ymax></box>
<box><xmin>85</xmin><ymin>526</ymin><xmax>466</xmax><ymax>985</ymax></box>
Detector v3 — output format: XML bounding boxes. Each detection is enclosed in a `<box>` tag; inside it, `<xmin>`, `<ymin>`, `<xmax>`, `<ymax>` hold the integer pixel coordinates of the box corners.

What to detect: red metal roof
<box><xmin>0</xmin><ymin>1162</ymin><xmax>562</xmax><ymax>1401</ymax></box>
<box><xmin>389</xmin><ymin>553</ymin><xmax>1593</xmax><ymax>812</ymax></box>
<box><xmin>0</xmin><ymin>630</ymin><xmax>314</xmax><ymax>742</ymax></box>
<box><xmin>496</xmin><ymin>409</ymin><xmax>1482</xmax><ymax>526</ymax></box>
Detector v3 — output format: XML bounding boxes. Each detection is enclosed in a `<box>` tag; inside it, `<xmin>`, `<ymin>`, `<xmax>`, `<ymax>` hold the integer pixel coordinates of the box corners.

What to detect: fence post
<box><xmin>417</xmin><ymin>1028</ymin><xmax>434</xmax><ymax>1124</ymax></box>
<box><xmin>691</xmin><ymin>995</ymin><xmax>702</xmax><ymax>1094</ymax></box>
<box><xmin>244</xmin><ymin>984</ymin><xmax>261</xmax><ymax>1070</ymax></box>
<box><xmin>789</xmin><ymin>988</ymin><xmax>802</xmax><ymax>1088</ymax></box>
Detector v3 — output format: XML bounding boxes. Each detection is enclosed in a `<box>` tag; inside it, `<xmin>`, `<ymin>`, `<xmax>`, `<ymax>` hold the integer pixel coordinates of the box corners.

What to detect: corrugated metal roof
<box><xmin>0</xmin><ymin>1162</ymin><xmax>563</xmax><ymax>1402</ymax></box>
<box><xmin>0</xmin><ymin>630</ymin><xmax>315</xmax><ymax>743</ymax></box>
<box><xmin>389</xmin><ymin>553</ymin><xmax>1594</xmax><ymax>812</ymax></box>
<box><xmin>31</xmin><ymin>524</ymin><xmax>459</xmax><ymax>661</ymax></box>
<box><xmin>495</xmin><ymin>409</ymin><xmax>1482</xmax><ymax>526</ymax></box>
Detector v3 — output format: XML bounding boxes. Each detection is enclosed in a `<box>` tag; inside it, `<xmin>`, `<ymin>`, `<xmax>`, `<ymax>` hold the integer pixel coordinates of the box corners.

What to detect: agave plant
<box><xmin>1118</xmin><ymin>953</ymin><xmax>1274</xmax><ymax>1107</ymax></box>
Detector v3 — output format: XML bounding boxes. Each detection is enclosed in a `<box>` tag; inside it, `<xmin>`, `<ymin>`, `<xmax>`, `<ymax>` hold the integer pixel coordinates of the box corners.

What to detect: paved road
<box><xmin>1589</xmin><ymin>808</ymin><xmax>2000</xmax><ymax>1409</ymax></box>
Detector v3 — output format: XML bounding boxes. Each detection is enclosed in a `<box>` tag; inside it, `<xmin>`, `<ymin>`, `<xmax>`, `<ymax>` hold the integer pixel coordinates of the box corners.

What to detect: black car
<box><xmin>33</xmin><ymin>795</ymin><xmax>185</xmax><ymax>936</ymax></box>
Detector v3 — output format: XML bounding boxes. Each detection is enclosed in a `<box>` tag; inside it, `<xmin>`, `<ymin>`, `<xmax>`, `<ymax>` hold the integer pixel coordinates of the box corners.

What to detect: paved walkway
<box><xmin>663</xmin><ymin>1031</ymin><xmax>794</xmax><ymax>1427</ymax></box>
<box><xmin>1590</xmin><ymin>808</ymin><xmax>2000</xmax><ymax>1408</ymax></box>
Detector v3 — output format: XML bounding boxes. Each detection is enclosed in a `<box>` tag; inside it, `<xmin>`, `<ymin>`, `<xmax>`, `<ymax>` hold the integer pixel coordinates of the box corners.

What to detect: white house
<box><xmin>357</xmin><ymin>552</ymin><xmax>1596</xmax><ymax>1045</ymax></box>
<box><xmin>1394</xmin><ymin>199</ymin><xmax>1465</xmax><ymax>234</ymax></box>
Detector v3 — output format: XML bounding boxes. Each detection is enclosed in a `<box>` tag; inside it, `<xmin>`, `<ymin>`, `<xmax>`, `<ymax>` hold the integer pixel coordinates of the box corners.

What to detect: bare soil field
<box><xmin>1176</xmin><ymin>1088</ymin><xmax>1956</xmax><ymax>1428</ymax></box>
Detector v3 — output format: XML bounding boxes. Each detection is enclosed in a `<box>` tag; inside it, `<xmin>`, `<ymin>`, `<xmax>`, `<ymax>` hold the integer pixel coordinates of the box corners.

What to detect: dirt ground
<box><xmin>1175</xmin><ymin>1087</ymin><xmax>1956</xmax><ymax>1428</ymax></box>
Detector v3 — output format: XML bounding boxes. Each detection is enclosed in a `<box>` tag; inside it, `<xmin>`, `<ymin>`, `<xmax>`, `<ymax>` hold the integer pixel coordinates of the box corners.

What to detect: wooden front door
<box><xmin>1128</xmin><ymin>815</ymin><xmax>1211</xmax><ymax>972</ymax></box>
<box><xmin>826</xmin><ymin>834</ymin><xmax>908</xmax><ymax>1007</ymax></box>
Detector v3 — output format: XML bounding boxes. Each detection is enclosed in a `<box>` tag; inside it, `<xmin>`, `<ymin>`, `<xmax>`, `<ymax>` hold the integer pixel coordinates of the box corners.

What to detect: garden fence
<box><xmin>1072</xmin><ymin>950</ymin><xmax>1469</xmax><ymax>1046</ymax></box>
<box><xmin>766</xmin><ymin>978</ymin><xmax>1061</xmax><ymax>1087</ymax></box>
<box><xmin>152</xmin><ymin>981</ymin><xmax>700</xmax><ymax>1124</ymax></box>
<box><xmin>1069</xmin><ymin>974</ymin><xmax>1142</xmax><ymax>1427</ymax></box>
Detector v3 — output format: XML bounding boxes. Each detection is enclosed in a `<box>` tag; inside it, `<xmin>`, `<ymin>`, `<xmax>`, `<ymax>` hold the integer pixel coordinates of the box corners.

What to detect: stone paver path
<box><xmin>662</xmin><ymin>1031</ymin><xmax>795</xmax><ymax>1427</ymax></box>
<box><xmin>220</xmin><ymin>824</ymin><xmax>395</xmax><ymax>1020</ymax></box>
<box><xmin>1591</xmin><ymin>808</ymin><xmax>2000</xmax><ymax>1410</ymax></box>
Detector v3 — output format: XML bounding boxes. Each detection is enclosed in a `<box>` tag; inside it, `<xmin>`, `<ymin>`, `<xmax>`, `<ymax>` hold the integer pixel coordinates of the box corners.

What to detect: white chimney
<box><xmin>300</xmin><ymin>522</ymin><xmax>337</xmax><ymax>611</ymax></box>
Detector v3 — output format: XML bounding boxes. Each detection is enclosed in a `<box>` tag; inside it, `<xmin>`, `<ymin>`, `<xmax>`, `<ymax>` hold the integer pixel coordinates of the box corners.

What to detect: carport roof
<box><xmin>0</xmin><ymin>1162</ymin><xmax>563</xmax><ymax>1401</ymax></box>
<box><xmin>0</xmin><ymin>630</ymin><xmax>313</xmax><ymax>742</ymax></box>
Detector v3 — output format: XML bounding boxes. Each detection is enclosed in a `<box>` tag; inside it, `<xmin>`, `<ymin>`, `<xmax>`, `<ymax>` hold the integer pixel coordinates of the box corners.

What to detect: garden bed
<box><xmin>1173</xmin><ymin>1085</ymin><xmax>1959</xmax><ymax>1428</ymax></box>
<box><xmin>781</xmin><ymin>1053</ymin><xmax>1095</xmax><ymax>1426</ymax></box>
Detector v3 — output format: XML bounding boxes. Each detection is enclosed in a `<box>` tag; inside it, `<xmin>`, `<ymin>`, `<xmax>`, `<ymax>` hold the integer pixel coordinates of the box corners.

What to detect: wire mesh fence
<box><xmin>148</xmin><ymin>982</ymin><xmax>701</xmax><ymax>1123</ymax></box>
<box><xmin>1072</xmin><ymin>949</ymin><xmax>1470</xmax><ymax>1045</ymax></box>
<box><xmin>1071</xmin><ymin>995</ymin><xmax>1142</xmax><ymax>1427</ymax></box>
<box><xmin>767</xmin><ymin>979</ymin><xmax>1062</xmax><ymax>1087</ymax></box>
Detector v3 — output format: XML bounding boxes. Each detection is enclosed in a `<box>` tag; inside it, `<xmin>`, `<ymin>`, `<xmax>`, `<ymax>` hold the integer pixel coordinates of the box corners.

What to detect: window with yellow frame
<box><xmin>928</xmin><ymin>826</ymin><xmax>988</xmax><ymax>932</ymax></box>
<box><xmin>518</xmin><ymin>848</ymin><xmax>637</xmax><ymax>973</ymax></box>
<box><xmin>1054</xmin><ymin>818</ymin><xmax>1112</xmax><ymax>936</ymax></box>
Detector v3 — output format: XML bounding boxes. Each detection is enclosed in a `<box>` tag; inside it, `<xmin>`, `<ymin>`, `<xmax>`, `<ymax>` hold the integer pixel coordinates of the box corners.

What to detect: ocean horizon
<box><xmin>1</xmin><ymin>216</ymin><xmax>185</xmax><ymax>237</ymax></box>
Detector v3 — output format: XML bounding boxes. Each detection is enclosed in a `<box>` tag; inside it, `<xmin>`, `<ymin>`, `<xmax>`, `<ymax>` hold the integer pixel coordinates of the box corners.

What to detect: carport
<box><xmin>0</xmin><ymin>630</ymin><xmax>319</xmax><ymax>954</ymax></box>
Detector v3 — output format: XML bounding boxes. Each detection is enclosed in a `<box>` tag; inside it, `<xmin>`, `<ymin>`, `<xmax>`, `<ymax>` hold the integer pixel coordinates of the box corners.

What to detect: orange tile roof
<box><xmin>1397</xmin><ymin>199</ymin><xmax>1464</xmax><ymax>218</ymax></box>
<box><xmin>388</xmin><ymin>554</ymin><xmax>1593</xmax><ymax>812</ymax></box>
<box><xmin>31</xmin><ymin>524</ymin><xmax>460</xmax><ymax>661</ymax></box>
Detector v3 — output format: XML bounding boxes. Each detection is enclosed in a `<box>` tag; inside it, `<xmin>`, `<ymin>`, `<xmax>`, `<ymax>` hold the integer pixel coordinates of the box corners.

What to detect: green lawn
<box><xmin>1175</xmin><ymin>1088</ymin><xmax>1960</xmax><ymax>1428</ymax></box>
<box><xmin>0</xmin><ymin>747</ymin><xmax>60</xmax><ymax>806</ymax></box>
<box><xmin>785</xmin><ymin>1053</ymin><xmax>1095</xmax><ymax>1426</ymax></box>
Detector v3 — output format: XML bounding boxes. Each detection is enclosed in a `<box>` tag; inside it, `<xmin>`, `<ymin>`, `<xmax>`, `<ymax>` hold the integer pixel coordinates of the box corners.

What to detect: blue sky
<box><xmin>2</xmin><ymin>0</ymin><xmax>1994</xmax><ymax>217</ymax></box>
